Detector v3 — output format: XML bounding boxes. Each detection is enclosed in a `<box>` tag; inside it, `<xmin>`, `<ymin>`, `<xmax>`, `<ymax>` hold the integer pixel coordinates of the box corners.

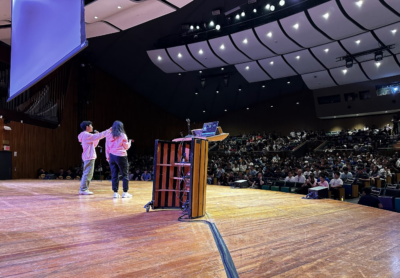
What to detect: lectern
<box><xmin>147</xmin><ymin>127</ymin><xmax>228</xmax><ymax>218</ymax></box>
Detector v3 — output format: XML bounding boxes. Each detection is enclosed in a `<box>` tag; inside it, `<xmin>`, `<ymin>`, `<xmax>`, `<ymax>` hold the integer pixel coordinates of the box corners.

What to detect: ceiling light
<box><xmin>157</xmin><ymin>56</ymin><xmax>162</xmax><ymax>61</ymax></box>
<box><xmin>253</xmin><ymin>8</ymin><xmax>257</xmax><ymax>13</ymax></box>
<box><xmin>270</xmin><ymin>61</ymin><xmax>274</xmax><ymax>65</ymax></box>
<box><xmin>375</xmin><ymin>51</ymin><xmax>383</xmax><ymax>61</ymax></box>
<box><xmin>279</xmin><ymin>0</ymin><xmax>285</xmax><ymax>6</ymax></box>
<box><xmin>323</xmin><ymin>13</ymin><xmax>329</xmax><ymax>19</ymax></box>
<box><xmin>356</xmin><ymin>40</ymin><xmax>361</xmax><ymax>44</ymax></box>
<box><xmin>392</xmin><ymin>29</ymin><xmax>397</xmax><ymax>34</ymax></box>
<box><xmin>94</xmin><ymin>16</ymin><xmax>98</xmax><ymax>19</ymax></box>
<box><xmin>199</xmin><ymin>49</ymin><xmax>203</xmax><ymax>54</ymax></box>
<box><xmin>196</xmin><ymin>25</ymin><xmax>200</xmax><ymax>30</ymax></box>
<box><xmin>355</xmin><ymin>1</ymin><xmax>363</xmax><ymax>7</ymax></box>
<box><xmin>296</xmin><ymin>102</ymin><xmax>299</xmax><ymax>104</ymax></box>
<box><xmin>287</xmin><ymin>81</ymin><xmax>290</xmax><ymax>84</ymax></box>
<box><xmin>394</xmin><ymin>87</ymin><xmax>399</xmax><ymax>92</ymax></box>
<box><xmin>117</xmin><ymin>6</ymin><xmax>121</xmax><ymax>9</ymax></box>
<box><xmin>293</xmin><ymin>23</ymin><xmax>299</xmax><ymax>29</ymax></box>
<box><xmin>216</xmin><ymin>25</ymin><xmax>221</xmax><ymax>30</ymax></box>
<box><xmin>271</xmin><ymin>105</ymin><xmax>273</xmax><ymax>108</ymax></box>
<box><xmin>296</xmin><ymin>56</ymin><xmax>300</xmax><ymax>59</ymax></box>
<box><xmin>199</xmin><ymin>71</ymin><xmax>202</xmax><ymax>73</ymax></box>
<box><xmin>265</xmin><ymin>4</ymin><xmax>270</xmax><ymax>10</ymax></box>
<box><xmin>238</xmin><ymin>86</ymin><xmax>242</xmax><ymax>91</ymax></box>
<box><xmin>216</xmin><ymin>90</ymin><xmax>219</xmax><ymax>93</ymax></box>
<box><xmin>334</xmin><ymin>116</ymin><xmax>336</xmax><ymax>118</ymax></box>
<box><xmin>342</xmin><ymin>69</ymin><xmax>347</xmax><ymax>74</ymax></box>
<box><xmin>246</xmin><ymin>66</ymin><xmax>249</xmax><ymax>70</ymax></box>
<box><xmin>221</xmin><ymin>67</ymin><xmax>224</xmax><ymax>70</ymax></box>
<box><xmin>267</xmin><ymin>32</ymin><xmax>272</xmax><ymax>37</ymax></box>
<box><xmin>324</xmin><ymin>48</ymin><xmax>329</xmax><ymax>53</ymax></box>
<box><xmin>356</xmin><ymin>114</ymin><xmax>359</xmax><ymax>116</ymax></box>
<box><xmin>178</xmin><ymin>73</ymin><xmax>181</xmax><ymax>75</ymax></box>
<box><xmin>225</xmin><ymin>109</ymin><xmax>227</xmax><ymax>112</ymax></box>
<box><xmin>345</xmin><ymin>57</ymin><xmax>353</xmax><ymax>68</ymax></box>
<box><xmin>209</xmin><ymin>21</ymin><xmax>215</xmax><ymax>27</ymax></box>
<box><xmin>195</xmin><ymin>91</ymin><xmax>198</xmax><ymax>95</ymax></box>
<box><xmin>243</xmin><ymin>38</ymin><xmax>248</xmax><ymax>44</ymax></box>
<box><xmin>241</xmin><ymin>11</ymin><xmax>245</xmax><ymax>17</ymax></box>
<box><xmin>247</xmin><ymin>107</ymin><xmax>249</xmax><ymax>110</ymax></box>
<box><xmin>376</xmin><ymin>62</ymin><xmax>381</xmax><ymax>67</ymax></box>
<box><xmin>262</xmin><ymin>83</ymin><xmax>265</xmax><ymax>88</ymax></box>
<box><xmin>236</xmin><ymin>14</ymin><xmax>240</xmax><ymax>19</ymax></box>
<box><xmin>270</xmin><ymin>5</ymin><xmax>275</xmax><ymax>11</ymax></box>
<box><xmin>190</xmin><ymin>25</ymin><xmax>194</xmax><ymax>30</ymax></box>
<box><xmin>220</xmin><ymin>45</ymin><xmax>225</xmax><ymax>50</ymax></box>
<box><xmin>178</xmin><ymin>53</ymin><xmax>182</xmax><ymax>58</ymax></box>
<box><xmin>203</xmin><ymin>110</ymin><xmax>206</xmax><ymax>113</ymax></box>
<box><xmin>386</xmin><ymin>111</ymin><xmax>388</xmax><ymax>113</ymax></box>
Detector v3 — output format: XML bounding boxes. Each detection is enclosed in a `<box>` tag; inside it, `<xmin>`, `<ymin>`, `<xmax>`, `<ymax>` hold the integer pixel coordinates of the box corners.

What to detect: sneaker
<box><xmin>122</xmin><ymin>192</ymin><xmax>132</xmax><ymax>198</ymax></box>
<box><xmin>79</xmin><ymin>190</ymin><xmax>93</xmax><ymax>195</ymax></box>
<box><xmin>113</xmin><ymin>192</ymin><xmax>121</xmax><ymax>198</ymax></box>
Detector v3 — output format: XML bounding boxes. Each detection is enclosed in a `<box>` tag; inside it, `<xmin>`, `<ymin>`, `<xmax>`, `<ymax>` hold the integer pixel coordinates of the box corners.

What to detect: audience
<box><xmin>358</xmin><ymin>187</ymin><xmax>383</xmax><ymax>209</ymax></box>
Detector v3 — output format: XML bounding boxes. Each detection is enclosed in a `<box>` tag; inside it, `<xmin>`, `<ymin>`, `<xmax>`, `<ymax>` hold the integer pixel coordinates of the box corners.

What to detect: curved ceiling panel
<box><xmin>311</xmin><ymin>42</ymin><xmax>347</xmax><ymax>69</ymax></box>
<box><xmin>209</xmin><ymin>36</ymin><xmax>251</xmax><ymax>65</ymax></box>
<box><xmin>85</xmin><ymin>0</ymin><xmax>138</xmax><ymax>24</ymax></box>
<box><xmin>106</xmin><ymin>0</ymin><xmax>175</xmax><ymax>30</ymax></box>
<box><xmin>167</xmin><ymin>0</ymin><xmax>193</xmax><ymax>8</ymax></box>
<box><xmin>258</xmin><ymin>56</ymin><xmax>297</xmax><ymax>79</ymax></box>
<box><xmin>0</xmin><ymin>0</ymin><xmax>11</xmax><ymax>21</ymax></box>
<box><xmin>340</xmin><ymin>32</ymin><xmax>382</xmax><ymax>62</ymax></box>
<box><xmin>147</xmin><ymin>49</ymin><xmax>183</xmax><ymax>73</ymax></box>
<box><xmin>167</xmin><ymin>45</ymin><xmax>205</xmax><ymax>71</ymax></box>
<box><xmin>254</xmin><ymin>21</ymin><xmax>303</xmax><ymax>54</ymax></box>
<box><xmin>330</xmin><ymin>64</ymin><xmax>369</xmax><ymax>85</ymax></box>
<box><xmin>187</xmin><ymin>41</ymin><xmax>227</xmax><ymax>68</ymax></box>
<box><xmin>279</xmin><ymin>11</ymin><xmax>332</xmax><ymax>48</ymax></box>
<box><xmin>302</xmin><ymin>70</ymin><xmax>337</xmax><ymax>90</ymax></box>
<box><xmin>86</xmin><ymin>22</ymin><xmax>120</xmax><ymax>39</ymax></box>
<box><xmin>374</xmin><ymin>22</ymin><xmax>400</xmax><ymax>54</ymax></box>
<box><xmin>235</xmin><ymin>61</ymin><xmax>271</xmax><ymax>83</ymax></box>
<box><xmin>284</xmin><ymin>49</ymin><xmax>325</xmax><ymax>74</ymax></box>
<box><xmin>308</xmin><ymin>0</ymin><xmax>364</xmax><ymax>40</ymax></box>
<box><xmin>231</xmin><ymin>29</ymin><xmax>275</xmax><ymax>60</ymax></box>
<box><xmin>362</xmin><ymin>56</ymin><xmax>400</xmax><ymax>80</ymax></box>
<box><xmin>383</xmin><ymin>0</ymin><xmax>400</xmax><ymax>13</ymax></box>
<box><xmin>339</xmin><ymin>0</ymin><xmax>399</xmax><ymax>30</ymax></box>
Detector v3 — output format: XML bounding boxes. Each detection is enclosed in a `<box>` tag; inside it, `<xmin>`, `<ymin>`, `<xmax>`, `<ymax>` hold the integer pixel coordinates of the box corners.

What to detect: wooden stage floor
<box><xmin>1</xmin><ymin>180</ymin><xmax>400</xmax><ymax>278</ymax></box>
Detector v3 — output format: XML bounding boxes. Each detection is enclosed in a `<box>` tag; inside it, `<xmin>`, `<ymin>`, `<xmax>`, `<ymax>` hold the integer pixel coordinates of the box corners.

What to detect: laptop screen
<box><xmin>201</xmin><ymin>121</ymin><xmax>219</xmax><ymax>137</ymax></box>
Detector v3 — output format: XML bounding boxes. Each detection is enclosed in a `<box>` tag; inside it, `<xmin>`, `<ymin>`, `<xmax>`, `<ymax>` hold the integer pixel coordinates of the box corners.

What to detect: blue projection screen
<box><xmin>9</xmin><ymin>0</ymin><xmax>87</xmax><ymax>101</ymax></box>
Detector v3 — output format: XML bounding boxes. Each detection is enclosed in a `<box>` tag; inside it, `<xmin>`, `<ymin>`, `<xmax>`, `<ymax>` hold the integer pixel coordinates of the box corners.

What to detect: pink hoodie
<box><xmin>78</xmin><ymin>129</ymin><xmax>111</xmax><ymax>161</ymax></box>
<box><xmin>106</xmin><ymin>133</ymin><xmax>131</xmax><ymax>161</ymax></box>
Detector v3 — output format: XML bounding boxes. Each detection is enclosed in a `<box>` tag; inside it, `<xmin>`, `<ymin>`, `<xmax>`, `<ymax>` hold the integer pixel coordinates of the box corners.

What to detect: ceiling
<box><xmin>1</xmin><ymin>0</ymin><xmax>400</xmax><ymax>122</ymax></box>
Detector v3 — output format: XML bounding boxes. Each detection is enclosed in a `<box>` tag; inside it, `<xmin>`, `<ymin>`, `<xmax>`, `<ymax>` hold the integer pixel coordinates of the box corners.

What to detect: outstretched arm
<box><xmin>85</xmin><ymin>128</ymin><xmax>112</xmax><ymax>143</ymax></box>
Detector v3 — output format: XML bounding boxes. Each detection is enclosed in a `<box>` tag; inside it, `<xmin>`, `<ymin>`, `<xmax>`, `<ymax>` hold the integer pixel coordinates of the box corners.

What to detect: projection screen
<box><xmin>8</xmin><ymin>0</ymin><xmax>87</xmax><ymax>101</ymax></box>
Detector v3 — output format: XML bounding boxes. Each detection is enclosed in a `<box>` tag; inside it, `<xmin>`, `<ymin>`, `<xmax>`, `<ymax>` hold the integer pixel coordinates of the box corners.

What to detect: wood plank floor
<box><xmin>1</xmin><ymin>181</ymin><xmax>400</xmax><ymax>277</ymax></box>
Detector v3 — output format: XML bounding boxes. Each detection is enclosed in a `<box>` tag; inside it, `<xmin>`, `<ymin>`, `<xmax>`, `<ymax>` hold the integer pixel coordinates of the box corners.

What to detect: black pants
<box><xmin>109</xmin><ymin>154</ymin><xmax>129</xmax><ymax>192</ymax></box>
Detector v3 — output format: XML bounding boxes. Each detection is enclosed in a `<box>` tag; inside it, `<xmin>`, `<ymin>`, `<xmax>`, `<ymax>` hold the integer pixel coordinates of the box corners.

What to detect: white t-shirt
<box><xmin>294</xmin><ymin>175</ymin><xmax>306</xmax><ymax>183</ymax></box>
<box><xmin>330</xmin><ymin>178</ymin><xmax>343</xmax><ymax>188</ymax></box>
<box><xmin>303</xmin><ymin>171</ymin><xmax>312</xmax><ymax>176</ymax></box>
<box><xmin>284</xmin><ymin>176</ymin><xmax>296</xmax><ymax>182</ymax></box>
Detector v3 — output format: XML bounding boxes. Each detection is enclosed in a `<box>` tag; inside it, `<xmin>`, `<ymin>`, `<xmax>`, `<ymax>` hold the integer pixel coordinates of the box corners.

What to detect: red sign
<box><xmin>3</xmin><ymin>146</ymin><xmax>10</xmax><ymax>151</ymax></box>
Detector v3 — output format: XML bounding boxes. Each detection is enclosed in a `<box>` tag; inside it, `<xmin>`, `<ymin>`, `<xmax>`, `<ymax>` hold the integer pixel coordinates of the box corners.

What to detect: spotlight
<box><xmin>265</xmin><ymin>4</ymin><xmax>270</xmax><ymax>10</ymax></box>
<box><xmin>236</xmin><ymin>14</ymin><xmax>240</xmax><ymax>19</ymax></box>
<box><xmin>267</xmin><ymin>32</ymin><xmax>272</xmax><ymax>37</ymax></box>
<box><xmin>195</xmin><ymin>90</ymin><xmax>198</xmax><ymax>95</ymax></box>
<box><xmin>216</xmin><ymin>24</ymin><xmax>221</xmax><ymax>30</ymax></box>
<box><xmin>270</xmin><ymin>5</ymin><xmax>275</xmax><ymax>11</ymax></box>
<box><xmin>199</xmin><ymin>49</ymin><xmax>203</xmax><ymax>54</ymax></box>
<box><xmin>209</xmin><ymin>21</ymin><xmax>215</xmax><ymax>27</ymax></box>
<box><xmin>296</xmin><ymin>102</ymin><xmax>299</xmax><ymax>105</ymax></box>
<box><xmin>279</xmin><ymin>0</ymin><xmax>285</xmax><ymax>6</ymax></box>
<box><xmin>246</xmin><ymin>66</ymin><xmax>249</xmax><ymax>70</ymax></box>
<box><xmin>392</xmin><ymin>29</ymin><xmax>397</xmax><ymax>34</ymax></box>
<box><xmin>224</xmin><ymin>109</ymin><xmax>227</xmax><ymax>112</ymax></box>
<box><xmin>375</xmin><ymin>51</ymin><xmax>383</xmax><ymax>61</ymax></box>
<box><xmin>196</xmin><ymin>25</ymin><xmax>200</xmax><ymax>30</ymax></box>
<box><xmin>199</xmin><ymin>71</ymin><xmax>202</xmax><ymax>73</ymax></box>
<box><xmin>238</xmin><ymin>86</ymin><xmax>242</xmax><ymax>91</ymax></box>
<box><xmin>157</xmin><ymin>56</ymin><xmax>162</xmax><ymax>61</ymax></box>
<box><xmin>203</xmin><ymin>110</ymin><xmax>206</xmax><ymax>113</ymax></box>
<box><xmin>117</xmin><ymin>6</ymin><xmax>121</xmax><ymax>9</ymax></box>
<box><xmin>221</xmin><ymin>67</ymin><xmax>224</xmax><ymax>70</ymax></box>
<box><xmin>190</xmin><ymin>25</ymin><xmax>194</xmax><ymax>30</ymax></box>
<box><xmin>94</xmin><ymin>16</ymin><xmax>98</xmax><ymax>19</ymax></box>
<box><xmin>178</xmin><ymin>73</ymin><xmax>181</xmax><ymax>75</ymax></box>
<box><xmin>262</xmin><ymin>82</ymin><xmax>265</xmax><ymax>88</ymax></box>
<box><xmin>253</xmin><ymin>8</ymin><xmax>257</xmax><ymax>13</ymax></box>
<box><xmin>246</xmin><ymin>107</ymin><xmax>249</xmax><ymax>110</ymax></box>
<box><xmin>271</xmin><ymin>105</ymin><xmax>273</xmax><ymax>108</ymax></box>
<box><xmin>241</xmin><ymin>11</ymin><xmax>245</xmax><ymax>17</ymax></box>
<box><xmin>216</xmin><ymin>89</ymin><xmax>219</xmax><ymax>93</ymax></box>
<box><xmin>345</xmin><ymin>57</ymin><xmax>353</xmax><ymax>68</ymax></box>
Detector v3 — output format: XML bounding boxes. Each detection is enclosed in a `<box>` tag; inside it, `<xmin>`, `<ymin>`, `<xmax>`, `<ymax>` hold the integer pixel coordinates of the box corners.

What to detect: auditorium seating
<box><xmin>378</xmin><ymin>189</ymin><xmax>400</xmax><ymax>211</ymax></box>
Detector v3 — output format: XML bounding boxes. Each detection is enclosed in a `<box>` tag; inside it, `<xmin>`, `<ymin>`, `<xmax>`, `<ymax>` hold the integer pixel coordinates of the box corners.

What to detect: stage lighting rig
<box><xmin>375</xmin><ymin>51</ymin><xmax>383</xmax><ymax>62</ymax></box>
<box><xmin>346</xmin><ymin>57</ymin><xmax>353</xmax><ymax>69</ymax></box>
<box><xmin>337</xmin><ymin>44</ymin><xmax>395</xmax><ymax>67</ymax></box>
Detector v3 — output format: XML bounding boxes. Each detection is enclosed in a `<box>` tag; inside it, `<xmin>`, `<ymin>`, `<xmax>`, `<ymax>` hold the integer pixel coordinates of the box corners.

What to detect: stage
<box><xmin>1</xmin><ymin>181</ymin><xmax>400</xmax><ymax>277</ymax></box>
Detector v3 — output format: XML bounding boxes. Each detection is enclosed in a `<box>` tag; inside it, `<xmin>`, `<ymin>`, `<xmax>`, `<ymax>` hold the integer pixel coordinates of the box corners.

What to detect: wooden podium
<box><xmin>147</xmin><ymin>127</ymin><xmax>228</xmax><ymax>218</ymax></box>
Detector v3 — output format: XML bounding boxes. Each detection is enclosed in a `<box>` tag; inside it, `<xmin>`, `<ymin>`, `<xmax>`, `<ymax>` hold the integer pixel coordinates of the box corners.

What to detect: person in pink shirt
<box><xmin>106</xmin><ymin>121</ymin><xmax>133</xmax><ymax>198</ymax></box>
<box><xmin>78</xmin><ymin>121</ymin><xmax>112</xmax><ymax>195</ymax></box>
<box><xmin>318</xmin><ymin>174</ymin><xmax>329</xmax><ymax>188</ymax></box>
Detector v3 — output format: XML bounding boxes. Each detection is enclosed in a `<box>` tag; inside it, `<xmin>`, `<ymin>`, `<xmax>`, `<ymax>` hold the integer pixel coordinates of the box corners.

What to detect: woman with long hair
<box><xmin>106</xmin><ymin>121</ymin><xmax>132</xmax><ymax>198</ymax></box>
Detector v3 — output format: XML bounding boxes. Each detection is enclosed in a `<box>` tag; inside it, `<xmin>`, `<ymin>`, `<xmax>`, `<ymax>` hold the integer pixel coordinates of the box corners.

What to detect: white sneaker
<box><xmin>113</xmin><ymin>192</ymin><xmax>121</xmax><ymax>198</ymax></box>
<box><xmin>122</xmin><ymin>192</ymin><xmax>132</xmax><ymax>198</ymax></box>
<box><xmin>79</xmin><ymin>190</ymin><xmax>93</xmax><ymax>195</ymax></box>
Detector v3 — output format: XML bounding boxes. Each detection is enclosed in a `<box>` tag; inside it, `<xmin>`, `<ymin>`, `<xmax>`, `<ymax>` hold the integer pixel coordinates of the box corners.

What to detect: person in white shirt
<box><xmin>303</xmin><ymin>166</ymin><xmax>312</xmax><ymax>177</ymax></box>
<box><xmin>340</xmin><ymin>167</ymin><xmax>353</xmax><ymax>180</ymax></box>
<box><xmin>284</xmin><ymin>171</ymin><xmax>296</xmax><ymax>182</ymax></box>
<box><xmin>329</xmin><ymin>171</ymin><xmax>343</xmax><ymax>199</ymax></box>
<box><xmin>294</xmin><ymin>169</ymin><xmax>306</xmax><ymax>183</ymax></box>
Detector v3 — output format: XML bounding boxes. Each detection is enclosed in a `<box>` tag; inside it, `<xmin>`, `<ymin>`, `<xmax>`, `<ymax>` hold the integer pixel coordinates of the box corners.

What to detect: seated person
<box><xmin>131</xmin><ymin>169</ymin><xmax>141</xmax><ymax>181</ymax></box>
<box><xmin>65</xmin><ymin>169</ymin><xmax>75</xmax><ymax>180</ymax></box>
<box><xmin>294</xmin><ymin>169</ymin><xmax>306</xmax><ymax>183</ymax></box>
<box><xmin>340</xmin><ymin>167</ymin><xmax>353</xmax><ymax>180</ymax></box>
<box><xmin>141</xmin><ymin>170</ymin><xmax>151</xmax><ymax>181</ymax></box>
<box><xmin>355</xmin><ymin>167</ymin><xmax>371</xmax><ymax>191</ymax></box>
<box><xmin>37</xmin><ymin>168</ymin><xmax>47</xmax><ymax>179</ymax></box>
<box><xmin>251</xmin><ymin>173</ymin><xmax>265</xmax><ymax>189</ymax></box>
<box><xmin>317</xmin><ymin>174</ymin><xmax>329</xmax><ymax>188</ymax></box>
<box><xmin>369</xmin><ymin>165</ymin><xmax>380</xmax><ymax>185</ymax></box>
<box><xmin>329</xmin><ymin>171</ymin><xmax>343</xmax><ymax>199</ymax></box>
<box><xmin>296</xmin><ymin>173</ymin><xmax>317</xmax><ymax>194</ymax></box>
<box><xmin>57</xmin><ymin>168</ymin><xmax>66</xmax><ymax>179</ymax></box>
<box><xmin>284</xmin><ymin>171</ymin><xmax>296</xmax><ymax>182</ymax></box>
<box><xmin>358</xmin><ymin>187</ymin><xmax>383</xmax><ymax>209</ymax></box>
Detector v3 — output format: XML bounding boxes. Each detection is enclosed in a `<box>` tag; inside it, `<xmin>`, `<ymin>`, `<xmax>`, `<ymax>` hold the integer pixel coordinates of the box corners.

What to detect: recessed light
<box><xmin>247</xmin><ymin>107</ymin><xmax>249</xmax><ymax>110</ymax></box>
<box><xmin>356</xmin><ymin>0</ymin><xmax>363</xmax><ymax>7</ymax></box>
<box><xmin>267</xmin><ymin>32</ymin><xmax>272</xmax><ymax>37</ymax></box>
<box><xmin>334</xmin><ymin>116</ymin><xmax>336</xmax><ymax>118</ymax></box>
<box><xmin>265</xmin><ymin>4</ymin><xmax>270</xmax><ymax>10</ymax></box>
<box><xmin>271</xmin><ymin>105</ymin><xmax>273</xmax><ymax>108</ymax></box>
<box><xmin>94</xmin><ymin>16</ymin><xmax>98</xmax><ymax>19</ymax></box>
<box><xmin>199</xmin><ymin>71</ymin><xmax>202</xmax><ymax>73</ymax></box>
<box><xmin>196</xmin><ymin>25</ymin><xmax>200</xmax><ymax>30</ymax></box>
<box><xmin>216</xmin><ymin>25</ymin><xmax>221</xmax><ymax>30</ymax></box>
<box><xmin>199</xmin><ymin>49</ymin><xmax>203</xmax><ymax>54</ymax></box>
<box><xmin>221</xmin><ymin>68</ymin><xmax>224</xmax><ymax>70</ymax></box>
<box><xmin>220</xmin><ymin>44</ymin><xmax>225</xmax><ymax>50</ymax></box>
<box><xmin>342</xmin><ymin>69</ymin><xmax>347</xmax><ymax>74</ymax></box>
<box><xmin>190</xmin><ymin>25</ymin><xmax>194</xmax><ymax>30</ymax></box>
<box><xmin>296</xmin><ymin>102</ymin><xmax>299</xmax><ymax>104</ymax></box>
<box><xmin>323</xmin><ymin>13</ymin><xmax>329</xmax><ymax>19</ymax></box>
<box><xmin>253</xmin><ymin>8</ymin><xmax>257</xmax><ymax>13</ymax></box>
<box><xmin>293</xmin><ymin>23</ymin><xmax>299</xmax><ymax>29</ymax></box>
<box><xmin>386</xmin><ymin>111</ymin><xmax>388</xmax><ymax>113</ymax></box>
<box><xmin>236</xmin><ymin>14</ymin><xmax>240</xmax><ymax>20</ymax></box>
<box><xmin>225</xmin><ymin>109</ymin><xmax>227</xmax><ymax>112</ymax></box>
<box><xmin>178</xmin><ymin>73</ymin><xmax>181</xmax><ymax>75</ymax></box>
<box><xmin>324</xmin><ymin>48</ymin><xmax>329</xmax><ymax>53</ymax></box>
<box><xmin>241</xmin><ymin>11</ymin><xmax>245</xmax><ymax>17</ymax></box>
<box><xmin>279</xmin><ymin>0</ymin><xmax>285</xmax><ymax>6</ymax></box>
<box><xmin>178</xmin><ymin>53</ymin><xmax>182</xmax><ymax>58</ymax></box>
<box><xmin>262</xmin><ymin>85</ymin><xmax>265</xmax><ymax>88</ymax></box>
<box><xmin>270</xmin><ymin>5</ymin><xmax>275</xmax><ymax>11</ymax></box>
<box><xmin>209</xmin><ymin>21</ymin><xmax>215</xmax><ymax>27</ymax></box>
<box><xmin>203</xmin><ymin>110</ymin><xmax>206</xmax><ymax>113</ymax></box>
<box><xmin>392</xmin><ymin>29</ymin><xmax>397</xmax><ymax>34</ymax></box>
<box><xmin>246</xmin><ymin>66</ymin><xmax>249</xmax><ymax>70</ymax></box>
<box><xmin>376</xmin><ymin>62</ymin><xmax>381</xmax><ymax>67</ymax></box>
<box><xmin>195</xmin><ymin>92</ymin><xmax>198</xmax><ymax>95</ymax></box>
<box><xmin>356</xmin><ymin>114</ymin><xmax>359</xmax><ymax>116</ymax></box>
<box><xmin>157</xmin><ymin>56</ymin><xmax>162</xmax><ymax>61</ymax></box>
<box><xmin>216</xmin><ymin>90</ymin><xmax>219</xmax><ymax>93</ymax></box>
<box><xmin>287</xmin><ymin>81</ymin><xmax>290</xmax><ymax>84</ymax></box>
<box><xmin>356</xmin><ymin>40</ymin><xmax>361</xmax><ymax>44</ymax></box>
<box><xmin>270</xmin><ymin>61</ymin><xmax>274</xmax><ymax>65</ymax></box>
<box><xmin>117</xmin><ymin>6</ymin><xmax>121</xmax><ymax>9</ymax></box>
<box><xmin>243</xmin><ymin>38</ymin><xmax>248</xmax><ymax>44</ymax></box>
<box><xmin>296</xmin><ymin>56</ymin><xmax>300</xmax><ymax>59</ymax></box>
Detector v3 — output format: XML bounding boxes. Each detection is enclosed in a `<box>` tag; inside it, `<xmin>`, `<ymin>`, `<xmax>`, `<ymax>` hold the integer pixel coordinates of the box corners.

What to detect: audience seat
<box><xmin>343</xmin><ymin>183</ymin><xmax>359</xmax><ymax>198</ymax></box>
<box><xmin>395</xmin><ymin>198</ymin><xmax>400</xmax><ymax>213</ymax></box>
<box><xmin>378</xmin><ymin>189</ymin><xmax>400</xmax><ymax>211</ymax></box>
<box><xmin>281</xmin><ymin>187</ymin><xmax>290</xmax><ymax>193</ymax></box>
<box><xmin>261</xmin><ymin>185</ymin><xmax>271</xmax><ymax>190</ymax></box>
<box><xmin>271</xmin><ymin>186</ymin><xmax>280</xmax><ymax>191</ymax></box>
<box><xmin>328</xmin><ymin>188</ymin><xmax>345</xmax><ymax>200</ymax></box>
<box><xmin>285</xmin><ymin>182</ymin><xmax>296</xmax><ymax>188</ymax></box>
<box><xmin>275</xmin><ymin>181</ymin><xmax>285</xmax><ymax>188</ymax></box>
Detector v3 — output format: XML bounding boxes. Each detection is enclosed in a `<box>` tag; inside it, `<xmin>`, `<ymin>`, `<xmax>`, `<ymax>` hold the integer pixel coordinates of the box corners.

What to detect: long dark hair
<box><xmin>111</xmin><ymin>121</ymin><xmax>126</xmax><ymax>138</ymax></box>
